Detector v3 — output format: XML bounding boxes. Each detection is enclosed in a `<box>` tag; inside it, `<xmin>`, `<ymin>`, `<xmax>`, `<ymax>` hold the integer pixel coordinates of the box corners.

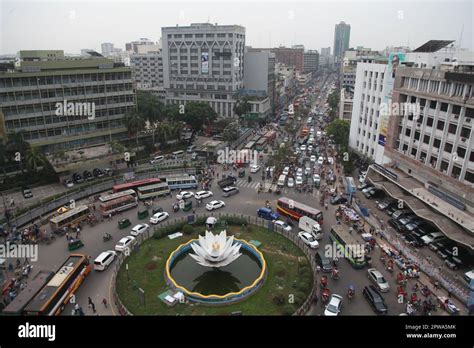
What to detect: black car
<box><xmin>401</xmin><ymin>218</ymin><xmax>425</xmax><ymax>233</ymax></box>
<box><xmin>83</xmin><ymin>170</ymin><xmax>94</xmax><ymax>181</ymax></box>
<box><xmin>403</xmin><ymin>233</ymin><xmax>424</xmax><ymax>248</ymax></box>
<box><xmin>315</xmin><ymin>252</ymin><xmax>333</xmax><ymax>273</ymax></box>
<box><xmin>445</xmin><ymin>256</ymin><xmax>467</xmax><ymax>270</ymax></box>
<box><xmin>365</xmin><ymin>188</ymin><xmax>385</xmax><ymax>199</ymax></box>
<box><xmin>93</xmin><ymin>168</ymin><xmax>104</xmax><ymax>178</ymax></box>
<box><xmin>363</xmin><ymin>285</ymin><xmax>388</xmax><ymax>314</ymax></box>
<box><xmin>72</xmin><ymin>173</ymin><xmax>84</xmax><ymax>183</ymax></box>
<box><xmin>330</xmin><ymin>195</ymin><xmax>348</xmax><ymax>205</ymax></box>
<box><xmin>385</xmin><ymin>205</ymin><xmax>398</xmax><ymax>216</ymax></box>
<box><xmin>377</xmin><ymin>199</ymin><xmax>396</xmax><ymax>210</ymax></box>
<box><xmin>416</xmin><ymin>223</ymin><xmax>438</xmax><ymax>236</ymax></box>
<box><xmin>388</xmin><ymin>218</ymin><xmax>405</xmax><ymax>232</ymax></box>
<box><xmin>397</xmin><ymin>214</ymin><xmax>417</xmax><ymax>226</ymax></box>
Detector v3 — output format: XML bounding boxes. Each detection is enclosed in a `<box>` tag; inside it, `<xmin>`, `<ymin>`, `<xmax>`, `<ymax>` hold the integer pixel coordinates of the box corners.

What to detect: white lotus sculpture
<box><xmin>189</xmin><ymin>230</ymin><xmax>242</xmax><ymax>268</ymax></box>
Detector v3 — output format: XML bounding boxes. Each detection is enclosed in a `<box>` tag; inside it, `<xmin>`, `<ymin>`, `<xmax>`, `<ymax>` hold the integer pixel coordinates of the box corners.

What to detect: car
<box><xmin>115</xmin><ymin>236</ymin><xmax>136</xmax><ymax>252</ymax></box>
<box><xmin>327</xmin><ymin>157</ymin><xmax>334</xmax><ymax>165</ymax></box>
<box><xmin>366</xmin><ymin>188</ymin><xmax>385</xmax><ymax>199</ymax></box>
<box><xmin>421</xmin><ymin>232</ymin><xmax>445</xmax><ymax>245</ymax></box>
<box><xmin>21</xmin><ymin>187</ymin><xmax>33</xmax><ymax>199</ymax></box>
<box><xmin>274</xmin><ymin>220</ymin><xmax>292</xmax><ymax>232</ymax></box>
<box><xmin>385</xmin><ymin>205</ymin><xmax>398</xmax><ymax>216</ymax></box>
<box><xmin>176</xmin><ymin>191</ymin><xmax>194</xmax><ymax>200</ymax></box>
<box><xmin>377</xmin><ymin>199</ymin><xmax>396</xmax><ymax>210</ymax></box>
<box><xmin>130</xmin><ymin>223</ymin><xmax>150</xmax><ymax>237</ymax></box>
<box><xmin>282</xmin><ymin>167</ymin><xmax>290</xmax><ymax>175</ymax></box>
<box><xmin>304</xmin><ymin>166</ymin><xmax>311</xmax><ymax>176</ymax></box>
<box><xmin>310</xmin><ymin>155</ymin><xmax>316</xmax><ymax>163</ymax></box>
<box><xmin>295</xmin><ymin>176</ymin><xmax>303</xmax><ymax>185</ymax></box>
<box><xmin>403</xmin><ymin>233</ymin><xmax>425</xmax><ymax>248</ymax></box>
<box><xmin>93</xmin><ymin>168</ymin><xmax>104</xmax><ymax>178</ymax></box>
<box><xmin>149</xmin><ymin>212</ymin><xmax>169</xmax><ymax>224</ymax></box>
<box><xmin>194</xmin><ymin>190</ymin><xmax>213</xmax><ymax>200</ymax></box>
<box><xmin>206</xmin><ymin>200</ymin><xmax>225</xmax><ymax>211</ymax></box>
<box><xmin>93</xmin><ymin>250</ymin><xmax>117</xmax><ymax>271</ymax></box>
<box><xmin>317</xmin><ymin>156</ymin><xmax>324</xmax><ymax>165</ymax></box>
<box><xmin>357</xmin><ymin>182</ymin><xmax>371</xmax><ymax>191</ymax></box>
<box><xmin>300</xmin><ymin>145</ymin><xmax>307</xmax><ymax>151</ymax></box>
<box><xmin>63</xmin><ymin>180</ymin><xmax>74</xmax><ymax>188</ymax></box>
<box><xmin>150</xmin><ymin>155</ymin><xmax>164</xmax><ymax>164</ymax></box>
<box><xmin>257</xmin><ymin>207</ymin><xmax>279</xmax><ymax>221</ymax></box>
<box><xmin>445</xmin><ymin>256</ymin><xmax>466</xmax><ymax>270</ymax></box>
<box><xmin>307</xmin><ymin>145</ymin><xmax>313</xmax><ymax>152</ymax></box>
<box><xmin>298</xmin><ymin>231</ymin><xmax>319</xmax><ymax>249</ymax></box>
<box><xmin>287</xmin><ymin>177</ymin><xmax>295</xmax><ymax>188</ymax></box>
<box><xmin>250</xmin><ymin>165</ymin><xmax>261</xmax><ymax>173</ymax></box>
<box><xmin>83</xmin><ymin>170</ymin><xmax>94</xmax><ymax>181</ymax></box>
<box><xmin>391</xmin><ymin>209</ymin><xmax>411</xmax><ymax>220</ymax></box>
<box><xmin>310</xmin><ymin>127</ymin><xmax>315</xmax><ymax>133</ymax></box>
<box><xmin>397</xmin><ymin>215</ymin><xmax>417</xmax><ymax>227</ymax></box>
<box><xmin>222</xmin><ymin>186</ymin><xmax>239</xmax><ymax>197</ymax></box>
<box><xmin>324</xmin><ymin>294</ymin><xmax>343</xmax><ymax>316</ymax></box>
<box><xmin>296</xmin><ymin>168</ymin><xmax>303</xmax><ymax>176</ymax></box>
<box><xmin>367</xmin><ymin>268</ymin><xmax>390</xmax><ymax>292</ymax></box>
<box><xmin>363</xmin><ymin>285</ymin><xmax>388</xmax><ymax>314</ymax></box>
<box><xmin>315</xmin><ymin>252</ymin><xmax>333</xmax><ymax>273</ymax></box>
<box><xmin>361</xmin><ymin>186</ymin><xmax>374</xmax><ymax>194</ymax></box>
<box><xmin>463</xmin><ymin>270</ymin><xmax>474</xmax><ymax>285</ymax></box>
<box><xmin>72</xmin><ymin>173</ymin><xmax>84</xmax><ymax>183</ymax></box>
<box><xmin>330</xmin><ymin>195</ymin><xmax>348</xmax><ymax>205</ymax></box>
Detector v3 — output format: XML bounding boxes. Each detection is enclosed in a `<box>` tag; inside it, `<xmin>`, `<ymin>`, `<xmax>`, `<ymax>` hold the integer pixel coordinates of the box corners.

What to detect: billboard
<box><xmin>378</xmin><ymin>52</ymin><xmax>406</xmax><ymax>147</ymax></box>
<box><xmin>201</xmin><ymin>52</ymin><xmax>209</xmax><ymax>74</ymax></box>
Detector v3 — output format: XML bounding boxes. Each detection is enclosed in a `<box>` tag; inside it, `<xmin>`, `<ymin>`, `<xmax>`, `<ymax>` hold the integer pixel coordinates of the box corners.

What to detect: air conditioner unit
<box><xmin>461</xmin><ymin>137</ymin><xmax>466</xmax><ymax>142</ymax></box>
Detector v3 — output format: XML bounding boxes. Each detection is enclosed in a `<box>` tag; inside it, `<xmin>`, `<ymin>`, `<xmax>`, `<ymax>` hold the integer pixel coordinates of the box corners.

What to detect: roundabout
<box><xmin>115</xmin><ymin>216</ymin><xmax>315</xmax><ymax>315</ymax></box>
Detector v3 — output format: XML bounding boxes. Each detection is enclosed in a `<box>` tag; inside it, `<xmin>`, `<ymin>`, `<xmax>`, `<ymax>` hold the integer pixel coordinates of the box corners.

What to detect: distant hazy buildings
<box><xmin>126</xmin><ymin>38</ymin><xmax>161</xmax><ymax>54</ymax></box>
<box><xmin>333</xmin><ymin>21</ymin><xmax>351</xmax><ymax>63</ymax></box>
<box><xmin>161</xmin><ymin>23</ymin><xmax>245</xmax><ymax>118</ymax></box>
<box><xmin>101</xmin><ymin>42</ymin><xmax>114</xmax><ymax>56</ymax></box>
<box><xmin>130</xmin><ymin>50</ymin><xmax>165</xmax><ymax>100</ymax></box>
<box><xmin>303</xmin><ymin>50</ymin><xmax>319</xmax><ymax>73</ymax></box>
<box><xmin>272</xmin><ymin>46</ymin><xmax>304</xmax><ymax>71</ymax></box>
<box><xmin>319</xmin><ymin>47</ymin><xmax>332</xmax><ymax>68</ymax></box>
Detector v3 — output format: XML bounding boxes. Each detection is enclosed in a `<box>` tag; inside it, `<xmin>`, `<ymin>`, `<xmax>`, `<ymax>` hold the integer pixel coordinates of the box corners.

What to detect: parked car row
<box><xmin>69</xmin><ymin>168</ymin><xmax>112</xmax><ymax>185</ymax></box>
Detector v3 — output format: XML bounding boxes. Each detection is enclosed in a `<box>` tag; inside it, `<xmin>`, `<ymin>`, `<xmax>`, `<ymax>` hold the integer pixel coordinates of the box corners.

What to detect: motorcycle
<box><xmin>173</xmin><ymin>203</ymin><xmax>180</xmax><ymax>213</ymax></box>
<box><xmin>347</xmin><ymin>285</ymin><xmax>355</xmax><ymax>300</ymax></box>
<box><xmin>103</xmin><ymin>233</ymin><xmax>112</xmax><ymax>242</ymax></box>
<box><xmin>248</xmin><ymin>176</ymin><xmax>252</xmax><ymax>183</ymax></box>
<box><xmin>21</xmin><ymin>264</ymin><xmax>33</xmax><ymax>278</ymax></box>
<box><xmin>331</xmin><ymin>269</ymin><xmax>339</xmax><ymax>280</ymax></box>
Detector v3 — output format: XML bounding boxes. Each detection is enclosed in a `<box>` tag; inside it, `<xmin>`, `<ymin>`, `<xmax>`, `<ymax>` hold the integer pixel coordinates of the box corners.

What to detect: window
<box><xmin>411</xmin><ymin>148</ymin><xmax>417</xmax><ymax>157</ymax></box>
<box><xmin>452</xmin><ymin>105</ymin><xmax>461</xmax><ymax>115</ymax></box>
<box><xmin>460</xmin><ymin>127</ymin><xmax>471</xmax><ymax>138</ymax></box>
<box><xmin>440</xmin><ymin>160</ymin><xmax>449</xmax><ymax>172</ymax></box>
<box><xmin>444</xmin><ymin>142</ymin><xmax>453</xmax><ymax>153</ymax></box>
<box><xmin>414</xmin><ymin>131</ymin><xmax>420</xmax><ymax>140</ymax></box>
<box><xmin>470</xmin><ymin>151</ymin><xmax>474</xmax><ymax>162</ymax></box>
<box><xmin>423</xmin><ymin>135</ymin><xmax>430</xmax><ymax>144</ymax></box>
<box><xmin>448</xmin><ymin>123</ymin><xmax>457</xmax><ymax>134</ymax></box>
<box><xmin>457</xmin><ymin>147</ymin><xmax>466</xmax><ymax>158</ymax></box>
<box><xmin>426</xmin><ymin>117</ymin><xmax>434</xmax><ymax>127</ymax></box>
<box><xmin>465</xmin><ymin>171</ymin><xmax>474</xmax><ymax>184</ymax></box>
<box><xmin>430</xmin><ymin>100</ymin><xmax>437</xmax><ymax>109</ymax></box>
<box><xmin>440</xmin><ymin>103</ymin><xmax>448</xmax><ymax>112</ymax></box>
<box><xmin>433</xmin><ymin>138</ymin><xmax>441</xmax><ymax>148</ymax></box>
<box><xmin>405</xmin><ymin>128</ymin><xmax>411</xmax><ymax>137</ymax></box>
<box><xmin>436</xmin><ymin>120</ymin><xmax>445</xmax><ymax>131</ymax></box>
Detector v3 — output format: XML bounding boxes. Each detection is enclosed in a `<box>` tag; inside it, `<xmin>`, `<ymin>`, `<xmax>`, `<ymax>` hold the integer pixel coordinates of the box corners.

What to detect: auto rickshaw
<box><xmin>182</xmin><ymin>200</ymin><xmax>193</xmax><ymax>212</ymax></box>
<box><xmin>137</xmin><ymin>209</ymin><xmax>149</xmax><ymax>220</ymax></box>
<box><xmin>68</xmin><ymin>238</ymin><xmax>84</xmax><ymax>251</ymax></box>
<box><xmin>118</xmin><ymin>218</ymin><xmax>131</xmax><ymax>229</ymax></box>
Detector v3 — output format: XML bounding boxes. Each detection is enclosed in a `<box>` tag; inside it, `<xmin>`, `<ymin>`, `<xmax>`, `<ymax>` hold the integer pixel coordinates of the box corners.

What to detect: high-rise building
<box><xmin>0</xmin><ymin>50</ymin><xmax>135</xmax><ymax>153</ymax></box>
<box><xmin>161</xmin><ymin>23</ymin><xmax>245</xmax><ymax>118</ymax></box>
<box><xmin>333</xmin><ymin>21</ymin><xmax>351</xmax><ymax>63</ymax></box>
<box><xmin>319</xmin><ymin>47</ymin><xmax>332</xmax><ymax>68</ymax></box>
<box><xmin>101</xmin><ymin>42</ymin><xmax>114</xmax><ymax>56</ymax></box>
<box><xmin>130</xmin><ymin>50</ymin><xmax>165</xmax><ymax>100</ymax></box>
<box><xmin>271</xmin><ymin>46</ymin><xmax>304</xmax><ymax>71</ymax></box>
<box><xmin>125</xmin><ymin>38</ymin><xmax>159</xmax><ymax>53</ymax></box>
<box><xmin>244</xmin><ymin>49</ymin><xmax>276</xmax><ymax>113</ymax></box>
<box><xmin>366</xmin><ymin>41</ymin><xmax>474</xmax><ymax>253</ymax></box>
<box><xmin>303</xmin><ymin>50</ymin><xmax>319</xmax><ymax>73</ymax></box>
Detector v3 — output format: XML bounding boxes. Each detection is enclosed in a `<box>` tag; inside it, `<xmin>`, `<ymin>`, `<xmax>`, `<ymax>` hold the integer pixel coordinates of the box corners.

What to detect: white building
<box><xmin>101</xmin><ymin>42</ymin><xmax>114</xmax><ymax>55</ymax></box>
<box><xmin>130</xmin><ymin>51</ymin><xmax>165</xmax><ymax>100</ymax></box>
<box><xmin>243</xmin><ymin>49</ymin><xmax>276</xmax><ymax>110</ymax></box>
<box><xmin>349</xmin><ymin>60</ymin><xmax>390</xmax><ymax>164</ymax></box>
<box><xmin>161</xmin><ymin>23</ymin><xmax>245</xmax><ymax>118</ymax></box>
<box><xmin>303</xmin><ymin>50</ymin><xmax>319</xmax><ymax>72</ymax></box>
<box><xmin>339</xmin><ymin>88</ymin><xmax>353</xmax><ymax>122</ymax></box>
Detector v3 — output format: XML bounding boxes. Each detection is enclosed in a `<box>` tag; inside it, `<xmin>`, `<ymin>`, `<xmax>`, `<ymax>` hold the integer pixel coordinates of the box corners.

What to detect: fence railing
<box><xmin>110</xmin><ymin>213</ymin><xmax>318</xmax><ymax>316</ymax></box>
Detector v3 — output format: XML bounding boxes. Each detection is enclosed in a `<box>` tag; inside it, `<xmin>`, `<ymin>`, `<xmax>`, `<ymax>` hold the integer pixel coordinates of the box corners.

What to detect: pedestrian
<box><xmin>102</xmin><ymin>298</ymin><xmax>108</xmax><ymax>308</ymax></box>
<box><xmin>91</xmin><ymin>302</ymin><xmax>96</xmax><ymax>313</ymax></box>
<box><xmin>76</xmin><ymin>229</ymin><xmax>80</xmax><ymax>239</ymax></box>
<box><xmin>108</xmin><ymin>213</ymin><xmax>112</xmax><ymax>221</ymax></box>
<box><xmin>65</xmin><ymin>232</ymin><xmax>69</xmax><ymax>241</ymax></box>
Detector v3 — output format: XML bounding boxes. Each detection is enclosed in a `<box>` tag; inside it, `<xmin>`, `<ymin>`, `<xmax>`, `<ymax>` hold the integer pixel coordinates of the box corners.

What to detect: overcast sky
<box><xmin>0</xmin><ymin>0</ymin><xmax>472</xmax><ymax>55</ymax></box>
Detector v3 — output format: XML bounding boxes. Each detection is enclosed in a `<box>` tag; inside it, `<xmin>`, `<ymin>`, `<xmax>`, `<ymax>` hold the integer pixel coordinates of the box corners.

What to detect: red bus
<box><xmin>264</xmin><ymin>130</ymin><xmax>277</xmax><ymax>142</ymax></box>
<box><xmin>276</xmin><ymin>197</ymin><xmax>323</xmax><ymax>224</ymax></box>
<box><xmin>112</xmin><ymin>178</ymin><xmax>161</xmax><ymax>193</ymax></box>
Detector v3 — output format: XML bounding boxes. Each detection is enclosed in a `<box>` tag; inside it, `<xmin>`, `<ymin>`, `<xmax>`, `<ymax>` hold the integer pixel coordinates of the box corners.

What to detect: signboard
<box><xmin>201</xmin><ymin>52</ymin><xmax>209</xmax><ymax>74</ymax></box>
<box><xmin>378</xmin><ymin>52</ymin><xmax>406</xmax><ymax>147</ymax></box>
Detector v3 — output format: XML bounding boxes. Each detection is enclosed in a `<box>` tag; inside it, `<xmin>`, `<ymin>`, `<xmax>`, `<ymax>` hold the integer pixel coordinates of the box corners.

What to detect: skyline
<box><xmin>0</xmin><ymin>0</ymin><xmax>472</xmax><ymax>55</ymax></box>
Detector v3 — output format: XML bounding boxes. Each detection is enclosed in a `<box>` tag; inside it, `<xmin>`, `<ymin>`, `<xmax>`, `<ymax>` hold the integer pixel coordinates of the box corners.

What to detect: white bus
<box><xmin>137</xmin><ymin>182</ymin><xmax>171</xmax><ymax>200</ymax></box>
<box><xmin>166</xmin><ymin>174</ymin><xmax>198</xmax><ymax>190</ymax></box>
<box><xmin>99</xmin><ymin>189</ymin><xmax>137</xmax><ymax>203</ymax></box>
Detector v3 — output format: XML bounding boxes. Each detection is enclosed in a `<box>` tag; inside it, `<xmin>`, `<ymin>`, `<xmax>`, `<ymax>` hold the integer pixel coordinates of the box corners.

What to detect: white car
<box><xmin>324</xmin><ymin>294</ymin><xmax>343</xmax><ymax>316</ymax></box>
<box><xmin>298</xmin><ymin>231</ymin><xmax>319</xmax><ymax>249</ymax></box>
<box><xmin>300</xmin><ymin>145</ymin><xmax>306</xmax><ymax>151</ymax></box>
<box><xmin>296</xmin><ymin>168</ymin><xmax>303</xmax><ymax>176</ymax></box>
<box><xmin>327</xmin><ymin>157</ymin><xmax>334</xmax><ymax>165</ymax></box>
<box><xmin>317</xmin><ymin>156</ymin><xmax>324</xmax><ymax>165</ymax></box>
<box><xmin>64</xmin><ymin>180</ymin><xmax>74</xmax><ymax>188</ymax></box>
<box><xmin>295</xmin><ymin>176</ymin><xmax>303</xmax><ymax>185</ymax></box>
<box><xmin>313</xmin><ymin>174</ymin><xmax>321</xmax><ymax>183</ymax></box>
<box><xmin>130</xmin><ymin>223</ymin><xmax>150</xmax><ymax>237</ymax></box>
<box><xmin>274</xmin><ymin>220</ymin><xmax>292</xmax><ymax>232</ymax></box>
<box><xmin>421</xmin><ymin>232</ymin><xmax>445</xmax><ymax>245</ymax></box>
<box><xmin>149</xmin><ymin>212</ymin><xmax>169</xmax><ymax>225</ymax></box>
<box><xmin>310</xmin><ymin>155</ymin><xmax>316</xmax><ymax>163</ymax></box>
<box><xmin>206</xmin><ymin>200</ymin><xmax>226</xmax><ymax>211</ymax></box>
<box><xmin>194</xmin><ymin>190</ymin><xmax>213</xmax><ymax>200</ymax></box>
<box><xmin>287</xmin><ymin>177</ymin><xmax>295</xmax><ymax>188</ymax></box>
<box><xmin>282</xmin><ymin>166</ymin><xmax>290</xmax><ymax>175</ymax></box>
<box><xmin>115</xmin><ymin>236</ymin><xmax>136</xmax><ymax>252</ymax></box>
<box><xmin>176</xmin><ymin>191</ymin><xmax>194</xmax><ymax>200</ymax></box>
<box><xmin>250</xmin><ymin>165</ymin><xmax>261</xmax><ymax>173</ymax></box>
<box><xmin>304</xmin><ymin>167</ymin><xmax>311</xmax><ymax>176</ymax></box>
<box><xmin>368</xmin><ymin>268</ymin><xmax>390</xmax><ymax>292</ymax></box>
<box><xmin>308</xmin><ymin>145</ymin><xmax>313</xmax><ymax>152</ymax></box>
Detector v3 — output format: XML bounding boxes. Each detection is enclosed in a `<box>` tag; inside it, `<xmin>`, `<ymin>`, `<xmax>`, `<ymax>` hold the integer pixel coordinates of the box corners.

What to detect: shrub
<box><xmin>282</xmin><ymin>304</ymin><xmax>295</xmax><ymax>316</ymax></box>
<box><xmin>182</xmin><ymin>224</ymin><xmax>194</xmax><ymax>235</ymax></box>
<box><xmin>272</xmin><ymin>294</ymin><xmax>285</xmax><ymax>306</ymax></box>
<box><xmin>297</xmin><ymin>281</ymin><xmax>311</xmax><ymax>293</ymax></box>
<box><xmin>153</xmin><ymin>221</ymin><xmax>186</xmax><ymax>239</ymax></box>
<box><xmin>294</xmin><ymin>291</ymin><xmax>306</xmax><ymax>306</ymax></box>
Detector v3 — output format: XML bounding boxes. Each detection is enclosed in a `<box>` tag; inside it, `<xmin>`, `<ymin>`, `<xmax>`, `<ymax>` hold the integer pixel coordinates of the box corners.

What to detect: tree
<box><xmin>123</xmin><ymin>111</ymin><xmax>145</xmax><ymax>151</ymax></box>
<box><xmin>326</xmin><ymin>119</ymin><xmax>350</xmax><ymax>149</ymax></box>
<box><xmin>5</xmin><ymin>132</ymin><xmax>30</xmax><ymax>173</ymax></box>
<box><xmin>222</xmin><ymin>121</ymin><xmax>241</xmax><ymax>142</ymax></box>
<box><xmin>180</xmin><ymin>102</ymin><xmax>217</xmax><ymax>133</ymax></box>
<box><xmin>137</xmin><ymin>91</ymin><xmax>165</xmax><ymax>122</ymax></box>
<box><xmin>25</xmin><ymin>146</ymin><xmax>47</xmax><ymax>172</ymax></box>
<box><xmin>233</xmin><ymin>98</ymin><xmax>251</xmax><ymax>120</ymax></box>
